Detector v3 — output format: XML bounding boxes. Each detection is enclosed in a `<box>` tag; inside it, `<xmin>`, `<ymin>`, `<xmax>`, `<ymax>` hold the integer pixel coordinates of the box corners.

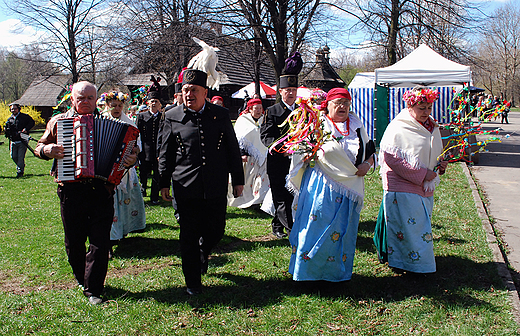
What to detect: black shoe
<box><xmin>273</xmin><ymin>231</ymin><xmax>288</xmax><ymax>239</ymax></box>
<box><xmin>186</xmin><ymin>287</ymin><xmax>202</xmax><ymax>296</ymax></box>
<box><xmin>16</xmin><ymin>172</ymin><xmax>23</xmax><ymax>178</ymax></box>
<box><xmin>151</xmin><ymin>200</ymin><xmax>160</xmax><ymax>205</ymax></box>
<box><xmin>200</xmin><ymin>249</ymin><xmax>208</xmax><ymax>275</ymax></box>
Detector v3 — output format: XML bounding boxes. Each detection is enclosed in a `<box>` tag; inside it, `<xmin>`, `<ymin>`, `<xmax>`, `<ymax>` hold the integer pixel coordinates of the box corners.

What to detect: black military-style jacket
<box><xmin>158</xmin><ymin>103</ymin><xmax>244</xmax><ymax>199</ymax></box>
<box><xmin>260</xmin><ymin>102</ymin><xmax>298</xmax><ymax>179</ymax></box>
<box><xmin>136</xmin><ymin>110</ymin><xmax>162</xmax><ymax>162</ymax></box>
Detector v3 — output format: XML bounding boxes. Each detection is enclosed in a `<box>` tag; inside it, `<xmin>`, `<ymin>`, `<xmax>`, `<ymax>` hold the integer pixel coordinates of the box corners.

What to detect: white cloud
<box><xmin>0</xmin><ymin>19</ymin><xmax>42</xmax><ymax>49</ymax></box>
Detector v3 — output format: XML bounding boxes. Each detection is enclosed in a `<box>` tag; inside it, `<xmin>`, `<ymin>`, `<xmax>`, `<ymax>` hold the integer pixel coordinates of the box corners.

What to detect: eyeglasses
<box><xmin>331</xmin><ymin>99</ymin><xmax>350</xmax><ymax>107</ymax></box>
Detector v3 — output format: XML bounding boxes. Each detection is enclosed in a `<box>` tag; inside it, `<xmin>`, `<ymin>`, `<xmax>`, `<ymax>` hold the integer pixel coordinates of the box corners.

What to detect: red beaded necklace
<box><xmin>326</xmin><ymin>114</ymin><xmax>350</xmax><ymax>136</ymax></box>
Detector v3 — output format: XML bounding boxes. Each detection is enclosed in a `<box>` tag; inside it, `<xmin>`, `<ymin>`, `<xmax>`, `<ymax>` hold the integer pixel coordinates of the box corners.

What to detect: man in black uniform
<box><xmin>4</xmin><ymin>103</ymin><xmax>35</xmax><ymax>177</ymax></box>
<box><xmin>173</xmin><ymin>82</ymin><xmax>183</xmax><ymax>106</ymax></box>
<box><xmin>260</xmin><ymin>74</ymin><xmax>299</xmax><ymax>239</ymax></box>
<box><xmin>34</xmin><ymin>81</ymin><xmax>137</xmax><ymax>305</ymax></box>
<box><xmin>137</xmin><ymin>90</ymin><xmax>163</xmax><ymax>204</ymax></box>
<box><xmin>158</xmin><ymin>69</ymin><xmax>244</xmax><ymax>295</ymax></box>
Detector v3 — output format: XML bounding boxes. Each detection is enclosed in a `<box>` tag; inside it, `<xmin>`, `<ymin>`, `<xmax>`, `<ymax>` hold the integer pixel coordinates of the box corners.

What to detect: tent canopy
<box><xmin>374</xmin><ymin>44</ymin><xmax>471</xmax><ymax>87</ymax></box>
<box><xmin>348</xmin><ymin>72</ymin><xmax>375</xmax><ymax>89</ymax></box>
<box><xmin>232</xmin><ymin>81</ymin><xmax>276</xmax><ymax>99</ymax></box>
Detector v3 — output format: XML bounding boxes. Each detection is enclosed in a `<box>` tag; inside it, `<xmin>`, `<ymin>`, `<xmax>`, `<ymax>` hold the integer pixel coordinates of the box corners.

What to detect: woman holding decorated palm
<box><xmin>374</xmin><ymin>86</ymin><xmax>448</xmax><ymax>274</ymax></box>
<box><xmin>288</xmin><ymin>88</ymin><xmax>375</xmax><ymax>282</ymax></box>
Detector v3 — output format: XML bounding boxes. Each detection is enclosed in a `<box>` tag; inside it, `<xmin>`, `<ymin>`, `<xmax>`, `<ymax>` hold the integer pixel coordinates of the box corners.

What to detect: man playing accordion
<box><xmin>35</xmin><ymin>81</ymin><xmax>138</xmax><ymax>305</ymax></box>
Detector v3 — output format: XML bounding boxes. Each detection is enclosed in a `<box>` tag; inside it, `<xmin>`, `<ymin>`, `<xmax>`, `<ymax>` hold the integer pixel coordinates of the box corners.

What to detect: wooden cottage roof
<box><xmin>302</xmin><ymin>47</ymin><xmax>345</xmax><ymax>90</ymax></box>
<box><xmin>13</xmin><ymin>75</ymin><xmax>70</xmax><ymax>107</ymax></box>
<box><xmin>211</xmin><ymin>36</ymin><xmax>276</xmax><ymax>87</ymax></box>
<box><xmin>119</xmin><ymin>73</ymin><xmax>168</xmax><ymax>87</ymax></box>
<box><xmin>130</xmin><ymin>27</ymin><xmax>277</xmax><ymax>88</ymax></box>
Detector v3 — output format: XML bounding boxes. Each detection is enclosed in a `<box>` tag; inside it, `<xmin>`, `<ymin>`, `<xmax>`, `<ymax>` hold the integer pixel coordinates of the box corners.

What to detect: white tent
<box><xmin>374</xmin><ymin>44</ymin><xmax>471</xmax><ymax>87</ymax></box>
<box><xmin>349</xmin><ymin>72</ymin><xmax>461</xmax><ymax>140</ymax></box>
<box><xmin>348</xmin><ymin>73</ymin><xmax>376</xmax><ymax>139</ymax></box>
<box><xmin>348</xmin><ymin>72</ymin><xmax>375</xmax><ymax>89</ymax></box>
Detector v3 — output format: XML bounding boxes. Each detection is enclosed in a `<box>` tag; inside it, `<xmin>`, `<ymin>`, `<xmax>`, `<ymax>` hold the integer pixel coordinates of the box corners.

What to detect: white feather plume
<box><xmin>187</xmin><ymin>37</ymin><xmax>230</xmax><ymax>90</ymax></box>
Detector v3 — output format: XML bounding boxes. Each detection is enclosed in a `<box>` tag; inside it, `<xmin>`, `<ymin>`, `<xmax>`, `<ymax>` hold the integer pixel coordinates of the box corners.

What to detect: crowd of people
<box><xmin>473</xmin><ymin>93</ymin><xmax>511</xmax><ymax>123</ymax></box>
<box><xmin>4</xmin><ymin>60</ymin><xmax>460</xmax><ymax>305</ymax></box>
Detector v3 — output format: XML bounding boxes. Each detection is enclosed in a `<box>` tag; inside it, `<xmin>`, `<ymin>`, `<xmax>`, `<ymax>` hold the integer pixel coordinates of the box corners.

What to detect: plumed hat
<box><xmin>279</xmin><ymin>51</ymin><xmax>302</xmax><ymax>89</ymax></box>
<box><xmin>147</xmin><ymin>75</ymin><xmax>162</xmax><ymax>101</ymax></box>
<box><xmin>182</xmin><ymin>69</ymin><xmax>208</xmax><ymax>88</ymax></box>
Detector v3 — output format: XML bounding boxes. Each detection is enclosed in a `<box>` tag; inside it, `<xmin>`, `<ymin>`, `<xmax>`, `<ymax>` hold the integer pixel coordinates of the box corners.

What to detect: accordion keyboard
<box><xmin>56</xmin><ymin>118</ymin><xmax>76</xmax><ymax>181</ymax></box>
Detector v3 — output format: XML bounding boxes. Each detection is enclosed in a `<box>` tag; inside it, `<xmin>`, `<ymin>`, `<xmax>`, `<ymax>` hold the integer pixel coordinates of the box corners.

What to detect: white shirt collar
<box><xmin>282</xmin><ymin>100</ymin><xmax>295</xmax><ymax>111</ymax></box>
<box><xmin>187</xmin><ymin>102</ymin><xmax>206</xmax><ymax>114</ymax></box>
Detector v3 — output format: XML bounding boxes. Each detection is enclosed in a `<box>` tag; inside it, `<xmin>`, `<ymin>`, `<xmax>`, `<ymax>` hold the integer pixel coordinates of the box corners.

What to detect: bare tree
<box><xmin>216</xmin><ymin>0</ymin><xmax>323</xmax><ymax>88</ymax></box>
<box><xmin>104</xmin><ymin>0</ymin><xmax>216</xmax><ymax>83</ymax></box>
<box><xmin>0</xmin><ymin>46</ymin><xmax>56</xmax><ymax>102</ymax></box>
<box><xmin>329</xmin><ymin>0</ymin><xmax>483</xmax><ymax>65</ymax></box>
<box><xmin>471</xmin><ymin>2</ymin><xmax>520</xmax><ymax>104</ymax></box>
<box><xmin>5</xmin><ymin>0</ymin><xmax>105</xmax><ymax>83</ymax></box>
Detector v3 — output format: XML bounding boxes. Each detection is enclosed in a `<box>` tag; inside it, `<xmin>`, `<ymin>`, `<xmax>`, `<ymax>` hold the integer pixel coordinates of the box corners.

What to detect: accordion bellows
<box><xmin>56</xmin><ymin>114</ymin><xmax>139</xmax><ymax>185</ymax></box>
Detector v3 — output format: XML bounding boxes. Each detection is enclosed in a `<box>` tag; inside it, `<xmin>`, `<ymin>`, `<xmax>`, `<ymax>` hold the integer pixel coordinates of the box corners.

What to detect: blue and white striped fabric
<box><xmin>350</xmin><ymin>86</ymin><xmax>458</xmax><ymax>140</ymax></box>
<box><xmin>350</xmin><ymin>87</ymin><xmax>375</xmax><ymax>139</ymax></box>
<box><xmin>388</xmin><ymin>86</ymin><xmax>457</xmax><ymax>124</ymax></box>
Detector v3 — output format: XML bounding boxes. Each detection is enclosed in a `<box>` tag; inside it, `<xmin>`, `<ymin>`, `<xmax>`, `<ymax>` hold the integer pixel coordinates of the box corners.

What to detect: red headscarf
<box><xmin>211</xmin><ymin>96</ymin><xmax>223</xmax><ymax>103</ymax></box>
<box><xmin>239</xmin><ymin>98</ymin><xmax>263</xmax><ymax>116</ymax></box>
<box><xmin>246</xmin><ymin>98</ymin><xmax>262</xmax><ymax>109</ymax></box>
<box><xmin>321</xmin><ymin>88</ymin><xmax>352</xmax><ymax>110</ymax></box>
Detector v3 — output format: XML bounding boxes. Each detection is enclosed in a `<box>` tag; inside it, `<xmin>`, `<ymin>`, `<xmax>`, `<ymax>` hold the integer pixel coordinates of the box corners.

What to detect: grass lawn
<box><xmin>0</xmin><ymin>130</ymin><xmax>518</xmax><ymax>335</ymax></box>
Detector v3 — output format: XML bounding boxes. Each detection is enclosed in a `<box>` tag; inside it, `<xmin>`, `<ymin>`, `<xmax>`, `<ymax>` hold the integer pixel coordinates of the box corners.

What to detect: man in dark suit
<box><xmin>260</xmin><ymin>74</ymin><xmax>299</xmax><ymax>239</ymax></box>
<box><xmin>158</xmin><ymin>69</ymin><xmax>244</xmax><ymax>295</ymax></box>
<box><xmin>4</xmin><ymin>103</ymin><xmax>35</xmax><ymax>178</ymax></box>
<box><xmin>137</xmin><ymin>91</ymin><xmax>163</xmax><ymax>204</ymax></box>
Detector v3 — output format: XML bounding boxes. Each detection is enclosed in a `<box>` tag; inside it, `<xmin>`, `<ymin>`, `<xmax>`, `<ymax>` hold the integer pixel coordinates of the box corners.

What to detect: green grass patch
<box><xmin>0</xmin><ymin>131</ymin><xmax>518</xmax><ymax>335</ymax></box>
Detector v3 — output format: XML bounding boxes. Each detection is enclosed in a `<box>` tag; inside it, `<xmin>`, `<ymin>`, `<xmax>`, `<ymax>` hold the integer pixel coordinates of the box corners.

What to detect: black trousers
<box><xmin>501</xmin><ymin>112</ymin><xmax>509</xmax><ymax>124</ymax></box>
<box><xmin>57</xmin><ymin>181</ymin><xmax>114</xmax><ymax>297</ymax></box>
<box><xmin>267</xmin><ymin>173</ymin><xmax>294</xmax><ymax>234</ymax></box>
<box><xmin>175</xmin><ymin>196</ymin><xmax>227</xmax><ymax>289</ymax></box>
<box><xmin>139</xmin><ymin>160</ymin><xmax>160</xmax><ymax>202</ymax></box>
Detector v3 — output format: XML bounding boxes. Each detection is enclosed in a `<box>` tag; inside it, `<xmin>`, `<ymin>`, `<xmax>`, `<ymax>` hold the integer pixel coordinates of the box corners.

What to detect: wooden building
<box><xmin>302</xmin><ymin>46</ymin><xmax>346</xmax><ymax>92</ymax></box>
<box><xmin>12</xmin><ymin>75</ymin><xmax>70</xmax><ymax>121</ymax></box>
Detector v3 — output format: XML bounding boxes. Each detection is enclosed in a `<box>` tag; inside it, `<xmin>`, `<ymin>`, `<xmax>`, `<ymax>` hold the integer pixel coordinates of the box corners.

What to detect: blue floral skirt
<box><xmin>383</xmin><ymin>191</ymin><xmax>435</xmax><ymax>273</ymax></box>
<box><xmin>110</xmin><ymin>168</ymin><xmax>146</xmax><ymax>241</ymax></box>
<box><xmin>288</xmin><ymin>168</ymin><xmax>361</xmax><ymax>282</ymax></box>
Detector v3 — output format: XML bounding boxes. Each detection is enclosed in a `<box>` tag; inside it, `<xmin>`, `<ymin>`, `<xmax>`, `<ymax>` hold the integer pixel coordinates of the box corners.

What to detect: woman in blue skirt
<box><xmin>288</xmin><ymin>88</ymin><xmax>374</xmax><ymax>282</ymax></box>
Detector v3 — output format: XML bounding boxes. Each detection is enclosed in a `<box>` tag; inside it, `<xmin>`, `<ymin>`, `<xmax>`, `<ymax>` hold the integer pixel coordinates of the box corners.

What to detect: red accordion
<box><xmin>56</xmin><ymin>114</ymin><xmax>139</xmax><ymax>185</ymax></box>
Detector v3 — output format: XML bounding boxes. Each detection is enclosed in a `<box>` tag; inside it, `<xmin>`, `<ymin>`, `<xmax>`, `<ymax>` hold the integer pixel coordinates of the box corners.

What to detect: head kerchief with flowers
<box><xmin>100</xmin><ymin>91</ymin><xmax>130</xmax><ymax>105</ymax></box>
<box><xmin>402</xmin><ymin>86</ymin><xmax>439</xmax><ymax>106</ymax></box>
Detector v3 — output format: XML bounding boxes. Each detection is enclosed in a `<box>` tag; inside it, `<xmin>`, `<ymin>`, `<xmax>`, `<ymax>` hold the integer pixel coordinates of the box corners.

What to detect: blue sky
<box><xmin>0</xmin><ymin>0</ymin><xmax>509</xmax><ymax>51</ymax></box>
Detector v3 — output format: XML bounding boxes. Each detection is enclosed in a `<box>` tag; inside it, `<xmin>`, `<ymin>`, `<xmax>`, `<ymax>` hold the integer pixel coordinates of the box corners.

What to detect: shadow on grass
<box><xmin>113</xmin><ymin>236</ymin><xmax>180</xmax><ymax>259</ymax></box>
<box><xmin>105</xmin><ymin>254</ymin><xmax>507</xmax><ymax>312</ymax></box>
<box><xmin>112</xmin><ymin>233</ymin><xmax>289</xmax><ymax>260</ymax></box>
<box><xmin>144</xmin><ymin>222</ymin><xmax>179</xmax><ymax>231</ymax></box>
<box><xmin>226</xmin><ymin>208</ymin><xmax>272</xmax><ymax>220</ymax></box>
<box><xmin>0</xmin><ymin>173</ymin><xmax>49</xmax><ymax>179</ymax></box>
